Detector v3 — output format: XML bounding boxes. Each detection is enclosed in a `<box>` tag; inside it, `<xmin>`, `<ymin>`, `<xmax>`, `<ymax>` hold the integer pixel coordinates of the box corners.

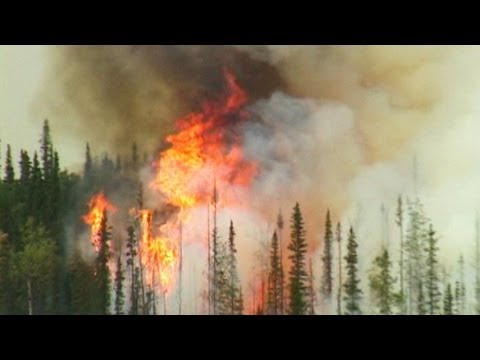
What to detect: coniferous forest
<box><xmin>0</xmin><ymin>119</ymin><xmax>477</xmax><ymax>315</ymax></box>
<box><xmin>2</xmin><ymin>45</ymin><xmax>480</xmax><ymax>315</ymax></box>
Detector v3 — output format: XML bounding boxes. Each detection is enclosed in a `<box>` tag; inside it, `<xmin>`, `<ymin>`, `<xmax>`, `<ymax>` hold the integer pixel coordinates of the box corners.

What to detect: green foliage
<box><xmin>114</xmin><ymin>255</ymin><xmax>125</xmax><ymax>315</ymax></box>
<box><xmin>424</xmin><ymin>224</ymin><xmax>441</xmax><ymax>315</ymax></box>
<box><xmin>369</xmin><ymin>249</ymin><xmax>395</xmax><ymax>314</ymax></box>
<box><xmin>321</xmin><ymin>209</ymin><xmax>333</xmax><ymax>299</ymax></box>
<box><xmin>443</xmin><ymin>283</ymin><xmax>453</xmax><ymax>315</ymax></box>
<box><xmin>267</xmin><ymin>231</ymin><xmax>282</xmax><ymax>314</ymax></box>
<box><xmin>9</xmin><ymin>218</ymin><xmax>57</xmax><ymax>314</ymax></box>
<box><xmin>288</xmin><ymin>203</ymin><xmax>308</xmax><ymax>315</ymax></box>
<box><xmin>343</xmin><ymin>226</ymin><xmax>362</xmax><ymax>315</ymax></box>
<box><xmin>95</xmin><ymin>209</ymin><xmax>111</xmax><ymax>314</ymax></box>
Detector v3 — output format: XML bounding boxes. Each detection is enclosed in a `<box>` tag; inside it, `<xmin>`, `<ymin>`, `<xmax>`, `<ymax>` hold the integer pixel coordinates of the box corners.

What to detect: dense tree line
<box><xmin>0</xmin><ymin>121</ymin><xmax>476</xmax><ymax>315</ymax></box>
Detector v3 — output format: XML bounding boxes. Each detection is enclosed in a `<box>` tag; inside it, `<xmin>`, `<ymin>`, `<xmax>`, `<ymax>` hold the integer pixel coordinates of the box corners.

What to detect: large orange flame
<box><xmin>138</xmin><ymin>209</ymin><xmax>178</xmax><ymax>294</ymax></box>
<box><xmin>151</xmin><ymin>70</ymin><xmax>257</xmax><ymax>211</ymax></box>
<box><xmin>82</xmin><ymin>192</ymin><xmax>117</xmax><ymax>253</ymax></box>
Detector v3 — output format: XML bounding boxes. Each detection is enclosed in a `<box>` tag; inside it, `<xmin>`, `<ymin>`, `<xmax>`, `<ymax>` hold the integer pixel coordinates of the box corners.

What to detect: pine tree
<box><xmin>456</xmin><ymin>255</ymin><xmax>466</xmax><ymax>314</ymax></box>
<box><xmin>95</xmin><ymin>209</ymin><xmax>111</xmax><ymax>315</ymax></box>
<box><xmin>4</xmin><ymin>144</ymin><xmax>14</xmax><ymax>184</ymax></box>
<box><xmin>227</xmin><ymin>221</ymin><xmax>242</xmax><ymax>314</ymax></box>
<box><xmin>114</xmin><ymin>255</ymin><xmax>125</xmax><ymax>315</ymax></box>
<box><xmin>395</xmin><ymin>195</ymin><xmax>406</xmax><ymax>313</ymax></box>
<box><xmin>276</xmin><ymin>210</ymin><xmax>285</xmax><ymax>314</ymax></box>
<box><xmin>424</xmin><ymin>224</ymin><xmax>441</xmax><ymax>315</ymax></box>
<box><xmin>343</xmin><ymin>226</ymin><xmax>362</xmax><ymax>315</ymax></box>
<box><xmin>336</xmin><ymin>222</ymin><xmax>343</xmax><ymax>315</ymax></box>
<box><xmin>126</xmin><ymin>225</ymin><xmax>139</xmax><ymax>315</ymax></box>
<box><xmin>308</xmin><ymin>259</ymin><xmax>315</xmax><ymax>315</ymax></box>
<box><xmin>267</xmin><ymin>231</ymin><xmax>282</xmax><ymax>314</ymax></box>
<box><xmin>40</xmin><ymin>119</ymin><xmax>53</xmax><ymax>179</ymax></box>
<box><xmin>288</xmin><ymin>203</ymin><xmax>308</xmax><ymax>315</ymax></box>
<box><xmin>84</xmin><ymin>143</ymin><xmax>93</xmax><ymax>186</ymax></box>
<box><xmin>443</xmin><ymin>283</ymin><xmax>453</xmax><ymax>315</ymax></box>
<box><xmin>321</xmin><ymin>209</ymin><xmax>333</xmax><ymax>299</ymax></box>
<box><xmin>417</xmin><ymin>280</ymin><xmax>426</xmax><ymax>315</ymax></box>
<box><xmin>405</xmin><ymin>198</ymin><xmax>429</xmax><ymax>314</ymax></box>
<box><xmin>369</xmin><ymin>248</ymin><xmax>394</xmax><ymax>315</ymax></box>
<box><xmin>19</xmin><ymin>150</ymin><xmax>31</xmax><ymax>186</ymax></box>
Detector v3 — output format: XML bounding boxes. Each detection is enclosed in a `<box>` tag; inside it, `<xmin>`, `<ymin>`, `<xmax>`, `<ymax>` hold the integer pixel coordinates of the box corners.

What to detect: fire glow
<box><xmin>82</xmin><ymin>192</ymin><xmax>117</xmax><ymax>253</ymax></box>
<box><xmin>150</xmin><ymin>70</ymin><xmax>258</xmax><ymax>211</ymax></box>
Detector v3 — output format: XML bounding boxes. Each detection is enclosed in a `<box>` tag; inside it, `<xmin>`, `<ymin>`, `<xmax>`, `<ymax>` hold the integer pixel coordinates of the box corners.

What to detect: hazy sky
<box><xmin>0</xmin><ymin>45</ymin><xmax>83</xmax><ymax>171</ymax></box>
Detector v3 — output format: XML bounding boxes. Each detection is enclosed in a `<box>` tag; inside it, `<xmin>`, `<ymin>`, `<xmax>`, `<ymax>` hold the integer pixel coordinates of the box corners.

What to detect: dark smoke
<box><xmin>40</xmin><ymin>45</ymin><xmax>286</xmax><ymax>156</ymax></box>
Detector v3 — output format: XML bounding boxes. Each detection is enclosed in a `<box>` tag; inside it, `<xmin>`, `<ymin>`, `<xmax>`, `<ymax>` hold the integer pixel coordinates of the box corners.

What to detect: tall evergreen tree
<box><xmin>276</xmin><ymin>210</ymin><xmax>285</xmax><ymax>314</ymax></box>
<box><xmin>424</xmin><ymin>224</ymin><xmax>441</xmax><ymax>315</ymax></box>
<box><xmin>456</xmin><ymin>255</ymin><xmax>466</xmax><ymax>314</ymax></box>
<box><xmin>443</xmin><ymin>283</ymin><xmax>453</xmax><ymax>315</ymax></box>
<box><xmin>417</xmin><ymin>280</ymin><xmax>426</xmax><ymax>315</ymax></box>
<box><xmin>125</xmin><ymin>225</ymin><xmax>139</xmax><ymax>315</ymax></box>
<box><xmin>95</xmin><ymin>209</ymin><xmax>111</xmax><ymax>315</ymax></box>
<box><xmin>4</xmin><ymin>144</ymin><xmax>14</xmax><ymax>184</ymax></box>
<box><xmin>343</xmin><ymin>226</ymin><xmax>362</xmax><ymax>315</ymax></box>
<box><xmin>395</xmin><ymin>195</ymin><xmax>406</xmax><ymax>313</ymax></box>
<box><xmin>336</xmin><ymin>222</ymin><xmax>343</xmax><ymax>315</ymax></box>
<box><xmin>288</xmin><ymin>203</ymin><xmax>308</xmax><ymax>315</ymax></box>
<box><xmin>308</xmin><ymin>259</ymin><xmax>315</xmax><ymax>315</ymax></box>
<box><xmin>114</xmin><ymin>255</ymin><xmax>125</xmax><ymax>315</ymax></box>
<box><xmin>84</xmin><ymin>143</ymin><xmax>93</xmax><ymax>186</ymax></box>
<box><xmin>40</xmin><ymin>119</ymin><xmax>53</xmax><ymax>179</ymax></box>
<box><xmin>369</xmin><ymin>248</ymin><xmax>394</xmax><ymax>314</ymax></box>
<box><xmin>226</xmin><ymin>221</ymin><xmax>242</xmax><ymax>314</ymax></box>
<box><xmin>267</xmin><ymin>231</ymin><xmax>282</xmax><ymax>314</ymax></box>
<box><xmin>321</xmin><ymin>209</ymin><xmax>333</xmax><ymax>299</ymax></box>
<box><xmin>19</xmin><ymin>150</ymin><xmax>31</xmax><ymax>186</ymax></box>
<box><xmin>405</xmin><ymin>198</ymin><xmax>429</xmax><ymax>314</ymax></box>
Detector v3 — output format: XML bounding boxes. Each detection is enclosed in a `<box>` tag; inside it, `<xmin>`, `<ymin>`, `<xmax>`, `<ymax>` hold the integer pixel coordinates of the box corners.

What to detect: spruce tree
<box><xmin>114</xmin><ymin>255</ymin><xmax>125</xmax><ymax>315</ymax></box>
<box><xmin>267</xmin><ymin>231</ymin><xmax>282</xmax><ymax>314</ymax></box>
<box><xmin>424</xmin><ymin>224</ymin><xmax>441</xmax><ymax>315</ymax></box>
<box><xmin>443</xmin><ymin>283</ymin><xmax>453</xmax><ymax>315</ymax></box>
<box><xmin>405</xmin><ymin>198</ymin><xmax>429</xmax><ymax>314</ymax></box>
<box><xmin>40</xmin><ymin>119</ymin><xmax>53</xmax><ymax>179</ymax></box>
<box><xmin>417</xmin><ymin>280</ymin><xmax>426</xmax><ymax>315</ymax></box>
<box><xmin>19</xmin><ymin>150</ymin><xmax>31</xmax><ymax>186</ymax></box>
<box><xmin>84</xmin><ymin>143</ymin><xmax>93</xmax><ymax>186</ymax></box>
<box><xmin>395</xmin><ymin>195</ymin><xmax>406</xmax><ymax>313</ymax></box>
<box><xmin>343</xmin><ymin>226</ymin><xmax>362</xmax><ymax>315</ymax></box>
<box><xmin>321</xmin><ymin>209</ymin><xmax>333</xmax><ymax>299</ymax></box>
<box><xmin>95</xmin><ymin>209</ymin><xmax>111</xmax><ymax>315</ymax></box>
<box><xmin>126</xmin><ymin>225</ymin><xmax>139</xmax><ymax>315</ymax></box>
<box><xmin>227</xmin><ymin>221</ymin><xmax>242</xmax><ymax>314</ymax></box>
<box><xmin>288</xmin><ymin>203</ymin><xmax>308</xmax><ymax>315</ymax></box>
<box><xmin>276</xmin><ymin>210</ymin><xmax>285</xmax><ymax>314</ymax></box>
<box><xmin>336</xmin><ymin>222</ymin><xmax>343</xmax><ymax>315</ymax></box>
<box><xmin>369</xmin><ymin>248</ymin><xmax>394</xmax><ymax>314</ymax></box>
<box><xmin>4</xmin><ymin>144</ymin><xmax>14</xmax><ymax>184</ymax></box>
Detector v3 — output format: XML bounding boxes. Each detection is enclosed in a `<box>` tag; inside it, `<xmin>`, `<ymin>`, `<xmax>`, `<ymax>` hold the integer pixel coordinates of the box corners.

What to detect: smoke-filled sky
<box><xmin>3</xmin><ymin>45</ymin><xmax>480</xmax><ymax>306</ymax></box>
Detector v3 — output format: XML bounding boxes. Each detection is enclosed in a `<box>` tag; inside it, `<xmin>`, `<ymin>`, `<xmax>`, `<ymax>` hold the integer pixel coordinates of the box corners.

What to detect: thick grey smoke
<box><xmin>37</xmin><ymin>45</ymin><xmax>285</xmax><ymax>157</ymax></box>
<box><xmin>34</xmin><ymin>45</ymin><xmax>480</xmax><ymax>313</ymax></box>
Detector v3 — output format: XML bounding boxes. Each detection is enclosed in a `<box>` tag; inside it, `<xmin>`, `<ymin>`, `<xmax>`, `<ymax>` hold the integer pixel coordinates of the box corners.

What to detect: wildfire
<box><xmin>151</xmin><ymin>70</ymin><xmax>258</xmax><ymax>211</ymax></box>
<box><xmin>138</xmin><ymin>209</ymin><xmax>178</xmax><ymax>294</ymax></box>
<box><xmin>82</xmin><ymin>192</ymin><xmax>117</xmax><ymax>253</ymax></box>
